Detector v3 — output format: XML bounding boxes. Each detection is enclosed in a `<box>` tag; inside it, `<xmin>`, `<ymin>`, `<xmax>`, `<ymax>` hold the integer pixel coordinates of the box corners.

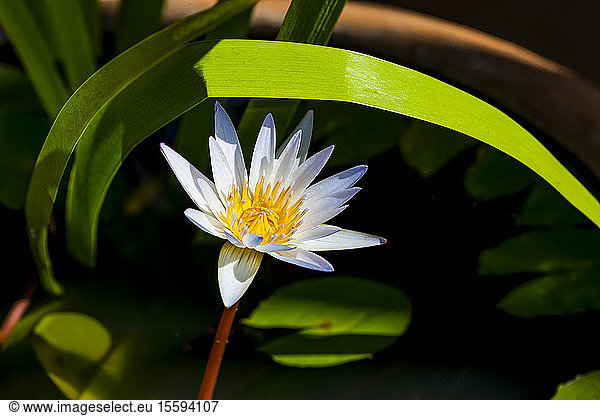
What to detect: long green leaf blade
<box><xmin>25</xmin><ymin>0</ymin><xmax>258</xmax><ymax>294</ymax></box>
<box><xmin>0</xmin><ymin>1</ymin><xmax>68</xmax><ymax>117</ymax></box>
<box><xmin>43</xmin><ymin>0</ymin><xmax>97</xmax><ymax>90</ymax></box>
<box><xmin>33</xmin><ymin>40</ymin><xmax>600</xmax><ymax>294</ymax></box>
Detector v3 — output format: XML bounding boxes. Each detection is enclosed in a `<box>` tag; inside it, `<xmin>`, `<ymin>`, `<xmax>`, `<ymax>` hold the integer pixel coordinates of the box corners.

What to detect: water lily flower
<box><xmin>161</xmin><ymin>102</ymin><xmax>386</xmax><ymax>307</ymax></box>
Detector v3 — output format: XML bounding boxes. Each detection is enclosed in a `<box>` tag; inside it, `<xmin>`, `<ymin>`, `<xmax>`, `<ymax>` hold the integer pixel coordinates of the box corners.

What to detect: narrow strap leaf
<box><xmin>0</xmin><ymin>1</ymin><xmax>68</xmax><ymax>117</ymax></box>
<box><xmin>62</xmin><ymin>40</ymin><xmax>600</xmax><ymax>288</ymax></box>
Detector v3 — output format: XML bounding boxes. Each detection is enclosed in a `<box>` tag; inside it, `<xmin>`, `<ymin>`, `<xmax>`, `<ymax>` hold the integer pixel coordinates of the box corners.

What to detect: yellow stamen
<box><xmin>220</xmin><ymin>178</ymin><xmax>306</xmax><ymax>245</ymax></box>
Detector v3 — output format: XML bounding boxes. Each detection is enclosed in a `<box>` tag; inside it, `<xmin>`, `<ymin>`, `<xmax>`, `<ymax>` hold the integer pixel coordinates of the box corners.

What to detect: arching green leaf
<box><xmin>28</xmin><ymin>40</ymin><xmax>600</xmax><ymax>295</ymax></box>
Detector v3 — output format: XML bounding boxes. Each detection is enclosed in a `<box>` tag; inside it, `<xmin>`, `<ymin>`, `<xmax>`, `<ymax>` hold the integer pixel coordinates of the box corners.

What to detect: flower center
<box><xmin>221</xmin><ymin>176</ymin><xmax>307</xmax><ymax>245</ymax></box>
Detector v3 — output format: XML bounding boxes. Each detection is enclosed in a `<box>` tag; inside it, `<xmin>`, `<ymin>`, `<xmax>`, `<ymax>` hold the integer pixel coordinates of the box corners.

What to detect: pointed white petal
<box><xmin>290</xmin><ymin>225</ymin><xmax>340</xmax><ymax>242</ymax></box>
<box><xmin>297</xmin><ymin>205</ymin><xmax>348</xmax><ymax>233</ymax></box>
<box><xmin>270</xmin><ymin>248</ymin><xmax>334</xmax><ymax>272</ymax></box>
<box><xmin>223</xmin><ymin>229</ymin><xmax>244</xmax><ymax>248</ymax></box>
<box><xmin>209</xmin><ymin>136</ymin><xmax>235</xmax><ymax>201</ymax></box>
<box><xmin>270</xmin><ymin>130</ymin><xmax>301</xmax><ymax>187</ymax></box>
<box><xmin>214</xmin><ymin>102</ymin><xmax>247</xmax><ymax>186</ymax></box>
<box><xmin>218</xmin><ymin>242</ymin><xmax>263</xmax><ymax>307</ymax></box>
<box><xmin>293</xmin><ymin>229</ymin><xmax>387</xmax><ymax>251</ymax></box>
<box><xmin>160</xmin><ymin>143</ymin><xmax>216</xmax><ymax>214</ymax></box>
<box><xmin>184</xmin><ymin>208</ymin><xmax>226</xmax><ymax>239</ymax></box>
<box><xmin>303</xmin><ymin>187</ymin><xmax>361</xmax><ymax>213</ymax></box>
<box><xmin>195</xmin><ymin>177</ymin><xmax>225</xmax><ymax>218</ymax></box>
<box><xmin>249</xmin><ymin>113</ymin><xmax>276</xmax><ymax>192</ymax></box>
<box><xmin>291</xmin><ymin>145</ymin><xmax>334</xmax><ymax>197</ymax></box>
<box><xmin>276</xmin><ymin>110</ymin><xmax>314</xmax><ymax>164</ymax></box>
<box><xmin>255</xmin><ymin>243</ymin><xmax>294</xmax><ymax>253</ymax></box>
<box><xmin>303</xmin><ymin>165</ymin><xmax>367</xmax><ymax>203</ymax></box>
<box><xmin>242</xmin><ymin>233</ymin><xmax>263</xmax><ymax>248</ymax></box>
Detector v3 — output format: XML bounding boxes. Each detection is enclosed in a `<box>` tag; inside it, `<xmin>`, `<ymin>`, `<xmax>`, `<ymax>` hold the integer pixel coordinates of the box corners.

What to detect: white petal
<box><xmin>276</xmin><ymin>110</ymin><xmax>314</xmax><ymax>164</ymax></box>
<box><xmin>270</xmin><ymin>130</ymin><xmax>301</xmax><ymax>187</ymax></box>
<box><xmin>291</xmin><ymin>145</ymin><xmax>334</xmax><ymax>197</ymax></box>
<box><xmin>214</xmin><ymin>102</ymin><xmax>247</xmax><ymax>187</ymax></box>
<box><xmin>255</xmin><ymin>243</ymin><xmax>294</xmax><ymax>253</ymax></box>
<box><xmin>160</xmin><ymin>143</ymin><xmax>217</xmax><ymax>214</ymax></box>
<box><xmin>297</xmin><ymin>205</ymin><xmax>348</xmax><ymax>233</ymax></box>
<box><xmin>290</xmin><ymin>225</ymin><xmax>340</xmax><ymax>242</ymax></box>
<box><xmin>303</xmin><ymin>165</ymin><xmax>367</xmax><ymax>203</ymax></box>
<box><xmin>242</xmin><ymin>232</ymin><xmax>263</xmax><ymax>248</ymax></box>
<box><xmin>195</xmin><ymin>177</ymin><xmax>225</xmax><ymax>218</ymax></box>
<box><xmin>223</xmin><ymin>229</ymin><xmax>244</xmax><ymax>248</ymax></box>
<box><xmin>303</xmin><ymin>187</ymin><xmax>361</xmax><ymax>213</ymax></box>
<box><xmin>209</xmin><ymin>136</ymin><xmax>235</xmax><ymax>201</ymax></box>
<box><xmin>270</xmin><ymin>248</ymin><xmax>334</xmax><ymax>272</ymax></box>
<box><xmin>293</xmin><ymin>229</ymin><xmax>387</xmax><ymax>251</ymax></box>
<box><xmin>218</xmin><ymin>242</ymin><xmax>263</xmax><ymax>307</ymax></box>
<box><xmin>184</xmin><ymin>208</ymin><xmax>226</xmax><ymax>239</ymax></box>
<box><xmin>249</xmin><ymin>113</ymin><xmax>276</xmax><ymax>192</ymax></box>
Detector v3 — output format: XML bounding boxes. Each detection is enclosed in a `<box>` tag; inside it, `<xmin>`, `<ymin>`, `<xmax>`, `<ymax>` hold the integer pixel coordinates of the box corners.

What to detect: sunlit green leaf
<box><xmin>243</xmin><ymin>277</ymin><xmax>411</xmax><ymax>367</ymax></box>
<box><xmin>32</xmin><ymin>312</ymin><xmax>111</xmax><ymax>399</ymax></box>
<box><xmin>553</xmin><ymin>369</ymin><xmax>600</xmax><ymax>399</ymax></box>
<box><xmin>399</xmin><ymin>120</ymin><xmax>476</xmax><ymax>178</ymax></box>
<box><xmin>28</xmin><ymin>40</ymin><xmax>600</xmax><ymax>296</ymax></box>
<box><xmin>479</xmin><ymin>230</ymin><xmax>600</xmax><ymax>275</ymax></box>
<box><xmin>498</xmin><ymin>265</ymin><xmax>600</xmax><ymax>317</ymax></box>
<box><xmin>464</xmin><ymin>145</ymin><xmax>537</xmax><ymax>201</ymax></box>
<box><xmin>517</xmin><ymin>184</ymin><xmax>587</xmax><ymax>227</ymax></box>
<box><xmin>0</xmin><ymin>1</ymin><xmax>68</xmax><ymax>116</ymax></box>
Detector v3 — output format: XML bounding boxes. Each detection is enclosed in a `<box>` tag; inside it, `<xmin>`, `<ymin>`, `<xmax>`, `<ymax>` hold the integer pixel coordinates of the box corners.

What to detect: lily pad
<box><xmin>32</xmin><ymin>312</ymin><xmax>112</xmax><ymax>399</ymax></box>
<box><xmin>479</xmin><ymin>230</ymin><xmax>600</xmax><ymax>275</ymax></box>
<box><xmin>464</xmin><ymin>145</ymin><xmax>537</xmax><ymax>201</ymax></box>
<box><xmin>553</xmin><ymin>369</ymin><xmax>600</xmax><ymax>399</ymax></box>
<box><xmin>243</xmin><ymin>277</ymin><xmax>411</xmax><ymax>367</ymax></box>
<box><xmin>516</xmin><ymin>184</ymin><xmax>587</xmax><ymax>227</ymax></box>
<box><xmin>498</xmin><ymin>265</ymin><xmax>600</xmax><ymax>317</ymax></box>
<box><xmin>399</xmin><ymin>120</ymin><xmax>476</xmax><ymax>178</ymax></box>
